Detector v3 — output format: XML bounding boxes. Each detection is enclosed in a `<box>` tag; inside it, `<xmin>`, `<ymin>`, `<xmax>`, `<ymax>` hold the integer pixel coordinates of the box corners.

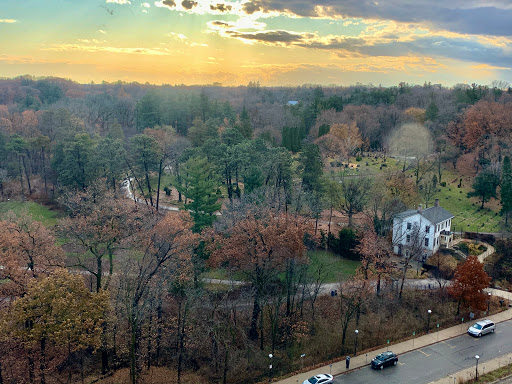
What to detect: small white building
<box><xmin>392</xmin><ymin>199</ymin><xmax>454</xmax><ymax>260</ymax></box>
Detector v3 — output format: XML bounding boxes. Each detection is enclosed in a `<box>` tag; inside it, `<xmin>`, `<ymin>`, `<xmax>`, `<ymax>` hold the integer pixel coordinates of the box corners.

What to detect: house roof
<box><xmin>421</xmin><ymin>206</ymin><xmax>454</xmax><ymax>225</ymax></box>
<box><xmin>394</xmin><ymin>206</ymin><xmax>454</xmax><ymax>225</ymax></box>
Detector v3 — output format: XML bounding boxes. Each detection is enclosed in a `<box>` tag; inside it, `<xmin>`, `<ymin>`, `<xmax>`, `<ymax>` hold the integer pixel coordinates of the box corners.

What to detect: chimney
<box><xmin>434</xmin><ymin>199</ymin><xmax>439</xmax><ymax>207</ymax></box>
<box><xmin>417</xmin><ymin>204</ymin><xmax>422</xmax><ymax>213</ymax></box>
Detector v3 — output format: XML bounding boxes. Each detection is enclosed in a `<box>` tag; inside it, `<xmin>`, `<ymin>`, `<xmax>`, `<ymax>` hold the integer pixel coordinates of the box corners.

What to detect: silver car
<box><xmin>467</xmin><ymin>319</ymin><xmax>495</xmax><ymax>337</ymax></box>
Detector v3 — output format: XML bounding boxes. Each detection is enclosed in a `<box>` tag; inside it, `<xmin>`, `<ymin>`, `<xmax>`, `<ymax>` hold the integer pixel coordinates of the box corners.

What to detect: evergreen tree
<box><xmin>236</xmin><ymin>106</ymin><xmax>253</xmax><ymax>139</ymax></box>
<box><xmin>468</xmin><ymin>168</ymin><xmax>499</xmax><ymax>209</ymax></box>
<box><xmin>299</xmin><ymin>143</ymin><xmax>323</xmax><ymax>192</ymax></box>
<box><xmin>136</xmin><ymin>91</ymin><xmax>161</xmax><ymax>131</ymax></box>
<box><xmin>53</xmin><ymin>134</ymin><xmax>98</xmax><ymax>190</ymax></box>
<box><xmin>501</xmin><ymin>156</ymin><xmax>512</xmax><ymax>225</ymax></box>
<box><xmin>176</xmin><ymin>156</ymin><xmax>221</xmax><ymax>232</ymax></box>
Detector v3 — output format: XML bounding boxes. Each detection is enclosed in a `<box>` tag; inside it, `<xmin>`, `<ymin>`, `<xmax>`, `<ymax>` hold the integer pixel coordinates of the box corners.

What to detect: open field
<box><xmin>202</xmin><ymin>250</ymin><xmax>359</xmax><ymax>284</ymax></box>
<box><xmin>0</xmin><ymin>201</ymin><xmax>60</xmax><ymax>227</ymax></box>
<box><xmin>434</xmin><ymin>170</ymin><xmax>502</xmax><ymax>233</ymax></box>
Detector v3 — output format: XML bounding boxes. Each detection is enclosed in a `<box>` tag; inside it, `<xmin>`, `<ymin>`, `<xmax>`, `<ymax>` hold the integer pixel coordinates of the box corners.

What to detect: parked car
<box><xmin>467</xmin><ymin>319</ymin><xmax>495</xmax><ymax>337</ymax></box>
<box><xmin>371</xmin><ymin>351</ymin><xmax>398</xmax><ymax>369</ymax></box>
<box><xmin>302</xmin><ymin>373</ymin><xmax>334</xmax><ymax>384</ymax></box>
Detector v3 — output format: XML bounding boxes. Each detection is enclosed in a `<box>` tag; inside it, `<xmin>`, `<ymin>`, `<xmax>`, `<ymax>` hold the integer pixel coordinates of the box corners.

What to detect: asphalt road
<box><xmin>334</xmin><ymin>319</ymin><xmax>512</xmax><ymax>384</ymax></box>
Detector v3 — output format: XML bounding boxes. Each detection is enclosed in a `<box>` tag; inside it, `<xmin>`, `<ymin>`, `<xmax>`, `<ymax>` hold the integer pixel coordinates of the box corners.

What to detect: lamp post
<box><xmin>427</xmin><ymin>309</ymin><xmax>432</xmax><ymax>333</ymax></box>
<box><xmin>475</xmin><ymin>355</ymin><xmax>480</xmax><ymax>381</ymax></box>
<box><xmin>487</xmin><ymin>292</ymin><xmax>491</xmax><ymax>314</ymax></box>
<box><xmin>354</xmin><ymin>330</ymin><xmax>359</xmax><ymax>356</ymax></box>
<box><xmin>269</xmin><ymin>354</ymin><xmax>273</xmax><ymax>383</ymax></box>
<box><xmin>300</xmin><ymin>354</ymin><xmax>305</xmax><ymax>370</ymax></box>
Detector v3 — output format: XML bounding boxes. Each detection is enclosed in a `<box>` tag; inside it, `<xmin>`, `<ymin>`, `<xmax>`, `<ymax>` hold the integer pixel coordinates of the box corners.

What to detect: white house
<box><xmin>392</xmin><ymin>199</ymin><xmax>454</xmax><ymax>260</ymax></box>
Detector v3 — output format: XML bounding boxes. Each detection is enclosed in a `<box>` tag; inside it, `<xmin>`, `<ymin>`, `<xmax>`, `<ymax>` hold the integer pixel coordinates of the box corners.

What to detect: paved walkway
<box><xmin>275</xmin><ymin>289</ymin><xmax>512</xmax><ymax>384</ymax></box>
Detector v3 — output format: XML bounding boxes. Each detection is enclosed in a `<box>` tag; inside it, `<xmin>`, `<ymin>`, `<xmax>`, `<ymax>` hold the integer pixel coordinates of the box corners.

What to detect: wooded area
<box><xmin>0</xmin><ymin>76</ymin><xmax>510</xmax><ymax>383</ymax></box>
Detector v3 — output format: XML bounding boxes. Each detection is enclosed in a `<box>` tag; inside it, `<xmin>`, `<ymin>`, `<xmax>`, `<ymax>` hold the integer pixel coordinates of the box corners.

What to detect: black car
<box><xmin>371</xmin><ymin>351</ymin><xmax>398</xmax><ymax>369</ymax></box>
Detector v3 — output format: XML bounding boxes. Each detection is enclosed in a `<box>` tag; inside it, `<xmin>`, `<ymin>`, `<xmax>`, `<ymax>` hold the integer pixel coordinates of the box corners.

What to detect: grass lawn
<box><xmin>202</xmin><ymin>250</ymin><xmax>359</xmax><ymax>284</ymax></box>
<box><xmin>0</xmin><ymin>200</ymin><xmax>60</xmax><ymax>227</ymax></box>
<box><xmin>308</xmin><ymin>250</ymin><xmax>359</xmax><ymax>283</ymax></box>
<box><xmin>432</xmin><ymin>170</ymin><xmax>502</xmax><ymax>233</ymax></box>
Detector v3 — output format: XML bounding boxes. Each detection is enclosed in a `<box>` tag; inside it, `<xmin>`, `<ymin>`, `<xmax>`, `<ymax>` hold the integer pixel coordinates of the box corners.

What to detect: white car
<box><xmin>302</xmin><ymin>373</ymin><xmax>334</xmax><ymax>384</ymax></box>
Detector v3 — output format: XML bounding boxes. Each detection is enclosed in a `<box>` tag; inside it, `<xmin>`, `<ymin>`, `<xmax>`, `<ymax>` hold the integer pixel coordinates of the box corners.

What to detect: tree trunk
<box><xmin>177</xmin><ymin>301</ymin><xmax>188</xmax><ymax>384</ymax></box>
<box><xmin>156</xmin><ymin>159</ymin><xmax>163</xmax><ymax>211</ymax></box>
<box><xmin>18</xmin><ymin>155</ymin><xmax>24</xmax><ymax>195</ymax></box>
<box><xmin>40</xmin><ymin>337</ymin><xmax>46</xmax><ymax>384</ymax></box>
<box><xmin>147</xmin><ymin>305</ymin><xmax>153</xmax><ymax>370</ymax></box>
<box><xmin>41</xmin><ymin>148</ymin><xmax>48</xmax><ymax>195</ymax></box>
<box><xmin>249</xmin><ymin>292</ymin><xmax>260</xmax><ymax>341</ymax></box>
<box><xmin>156</xmin><ymin>293</ymin><xmax>163</xmax><ymax>365</ymax></box>
<box><xmin>28</xmin><ymin>351</ymin><xmax>35</xmax><ymax>384</ymax></box>
<box><xmin>222</xmin><ymin>348</ymin><xmax>229</xmax><ymax>384</ymax></box>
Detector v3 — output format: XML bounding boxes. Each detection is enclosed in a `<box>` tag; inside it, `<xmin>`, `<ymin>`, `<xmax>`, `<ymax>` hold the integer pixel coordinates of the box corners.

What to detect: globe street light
<box><xmin>269</xmin><ymin>354</ymin><xmax>273</xmax><ymax>383</ymax></box>
<box><xmin>427</xmin><ymin>309</ymin><xmax>432</xmax><ymax>333</ymax></box>
<box><xmin>354</xmin><ymin>330</ymin><xmax>359</xmax><ymax>356</ymax></box>
<box><xmin>487</xmin><ymin>292</ymin><xmax>492</xmax><ymax>314</ymax></box>
<box><xmin>475</xmin><ymin>355</ymin><xmax>480</xmax><ymax>381</ymax></box>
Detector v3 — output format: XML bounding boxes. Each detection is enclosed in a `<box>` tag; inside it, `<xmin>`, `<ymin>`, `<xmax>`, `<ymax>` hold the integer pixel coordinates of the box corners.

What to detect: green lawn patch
<box><xmin>308</xmin><ymin>250</ymin><xmax>359</xmax><ymax>283</ymax></box>
<box><xmin>0</xmin><ymin>201</ymin><xmax>60</xmax><ymax>227</ymax></box>
<box><xmin>431</xmin><ymin>170</ymin><xmax>502</xmax><ymax>233</ymax></box>
<box><xmin>202</xmin><ymin>250</ymin><xmax>359</xmax><ymax>285</ymax></box>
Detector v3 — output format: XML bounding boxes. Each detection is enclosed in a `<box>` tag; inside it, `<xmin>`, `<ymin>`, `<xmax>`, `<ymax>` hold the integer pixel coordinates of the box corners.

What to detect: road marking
<box><xmin>398</xmin><ymin>362</ymin><xmax>405</xmax><ymax>365</ymax></box>
<box><xmin>418</xmin><ymin>350</ymin><xmax>431</xmax><ymax>357</ymax></box>
<box><xmin>442</xmin><ymin>341</ymin><xmax>457</xmax><ymax>349</ymax></box>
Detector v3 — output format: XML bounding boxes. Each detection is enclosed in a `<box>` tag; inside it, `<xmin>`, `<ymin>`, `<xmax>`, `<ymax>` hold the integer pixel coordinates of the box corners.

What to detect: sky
<box><xmin>1</xmin><ymin>0</ymin><xmax>512</xmax><ymax>86</ymax></box>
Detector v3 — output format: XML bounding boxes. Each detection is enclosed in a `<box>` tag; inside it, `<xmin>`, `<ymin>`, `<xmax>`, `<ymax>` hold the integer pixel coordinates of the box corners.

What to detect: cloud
<box><xmin>163</xmin><ymin>0</ymin><xmax>176</xmax><ymax>7</ymax></box>
<box><xmin>99</xmin><ymin>29</ymin><xmax>107</xmax><ymax>34</ymax></box>
<box><xmin>181</xmin><ymin>0</ymin><xmax>198</xmax><ymax>10</ymax></box>
<box><xmin>210</xmin><ymin>3</ymin><xmax>232</xmax><ymax>12</ymax></box>
<box><xmin>226</xmin><ymin>30</ymin><xmax>311</xmax><ymax>44</ymax></box>
<box><xmin>239</xmin><ymin>0</ymin><xmax>512</xmax><ymax>36</ymax></box>
<box><xmin>43</xmin><ymin>43</ymin><xmax>170</xmax><ymax>56</ymax></box>
<box><xmin>0</xmin><ymin>19</ymin><xmax>17</xmax><ymax>23</ymax></box>
<box><xmin>209</xmin><ymin>20</ymin><xmax>235</xmax><ymax>29</ymax></box>
<box><xmin>141</xmin><ymin>2</ymin><xmax>151</xmax><ymax>8</ymax></box>
<box><xmin>106</xmin><ymin>0</ymin><xmax>131</xmax><ymax>4</ymax></box>
<box><xmin>297</xmin><ymin>34</ymin><xmax>512</xmax><ymax>69</ymax></box>
<box><xmin>168</xmin><ymin>32</ymin><xmax>187</xmax><ymax>39</ymax></box>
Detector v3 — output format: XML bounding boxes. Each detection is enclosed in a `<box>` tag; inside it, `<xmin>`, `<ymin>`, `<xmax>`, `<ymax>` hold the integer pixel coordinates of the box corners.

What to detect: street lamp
<box><xmin>427</xmin><ymin>309</ymin><xmax>432</xmax><ymax>333</ymax></box>
<box><xmin>269</xmin><ymin>354</ymin><xmax>273</xmax><ymax>383</ymax></box>
<box><xmin>354</xmin><ymin>330</ymin><xmax>359</xmax><ymax>356</ymax></box>
<box><xmin>487</xmin><ymin>292</ymin><xmax>492</xmax><ymax>314</ymax></box>
<box><xmin>475</xmin><ymin>355</ymin><xmax>480</xmax><ymax>381</ymax></box>
<box><xmin>300</xmin><ymin>353</ymin><xmax>306</xmax><ymax>370</ymax></box>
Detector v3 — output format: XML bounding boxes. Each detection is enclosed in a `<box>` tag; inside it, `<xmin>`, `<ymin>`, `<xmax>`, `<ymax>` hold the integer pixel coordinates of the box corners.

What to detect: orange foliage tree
<box><xmin>315</xmin><ymin>122</ymin><xmax>362</xmax><ymax>162</ymax></box>
<box><xmin>448</xmin><ymin>256</ymin><xmax>491</xmax><ymax>315</ymax></box>
<box><xmin>208</xmin><ymin>210</ymin><xmax>311</xmax><ymax>342</ymax></box>
<box><xmin>0</xmin><ymin>269</ymin><xmax>108</xmax><ymax>384</ymax></box>
<box><xmin>121</xmin><ymin>211</ymin><xmax>197</xmax><ymax>384</ymax></box>
<box><xmin>0</xmin><ymin>214</ymin><xmax>64</xmax><ymax>296</ymax></box>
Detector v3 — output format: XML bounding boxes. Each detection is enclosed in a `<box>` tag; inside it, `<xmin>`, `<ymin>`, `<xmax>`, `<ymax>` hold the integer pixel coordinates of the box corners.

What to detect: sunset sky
<box><xmin>1</xmin><ymin>0</ymin><xmax>512</xmax><ymax>86</ymax></box>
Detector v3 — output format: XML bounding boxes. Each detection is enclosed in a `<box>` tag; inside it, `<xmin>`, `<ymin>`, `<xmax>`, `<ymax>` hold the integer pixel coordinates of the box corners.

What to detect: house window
<box><xmin>425</xmin><ymin>238</ymin><xmax>429</xmax><ymax>247</ymax></box>
<box><xmin>406</xmin><ymin>234</ymin><xmax>411</xmax><ymax>243</ymax></box>
<box><xmin>407</xmin><ymin>222</ymin><xmax>411</xmax><ymax>230</ymax></box>
<box><xmin>425</xmin><ymin>226</ymin><xmax>430</xmax><ymax>233</ymax></box>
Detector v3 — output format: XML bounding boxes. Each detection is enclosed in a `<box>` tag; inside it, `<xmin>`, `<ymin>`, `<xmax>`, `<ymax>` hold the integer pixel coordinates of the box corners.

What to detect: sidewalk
<box><xmin>275</xmin><ymin>289</ymin><xmax>512</xmax><ymax>384</ymax></box>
